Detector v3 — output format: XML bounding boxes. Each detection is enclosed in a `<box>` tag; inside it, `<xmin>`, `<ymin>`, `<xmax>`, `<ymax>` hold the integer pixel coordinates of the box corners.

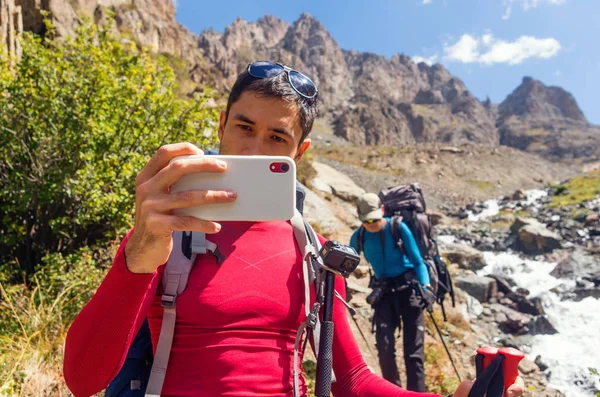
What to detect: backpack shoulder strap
<box><xmin>290</xmin><ymin>210</ymin><xmax>321</xmax><ymax>397</ymax></box>
<box><xmin>357</xmin><ymin>225</ymin><xmax>365</xmax><ymax>254</ymax></box>
<box><xmin>145</xmin><ymin>231</ymin><xmax>222</xmax><ymax>397</ymax></box>
<box><xmin>390</xmin><ymin>215</ymin><xmax>405</xmax><ymax>253</ymax></box>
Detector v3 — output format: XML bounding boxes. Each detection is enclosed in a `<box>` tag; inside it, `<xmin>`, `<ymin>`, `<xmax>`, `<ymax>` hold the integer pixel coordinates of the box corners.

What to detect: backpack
<box><xmin>106</xmin><ymin>151</ymin><xmax>337</xmax><ymax>397</ymax></box>
<box><xmin>356</xmin><ymin>183</ymin><xmax>455</xmax><ymax>320</ymax></box>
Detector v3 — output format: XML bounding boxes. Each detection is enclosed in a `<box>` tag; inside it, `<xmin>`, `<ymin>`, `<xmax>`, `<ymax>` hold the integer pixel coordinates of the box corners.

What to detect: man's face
<box><xmin>218</xmin><ymin>91</ymin><xmax>311</xmax><ymax>162</ymax></box>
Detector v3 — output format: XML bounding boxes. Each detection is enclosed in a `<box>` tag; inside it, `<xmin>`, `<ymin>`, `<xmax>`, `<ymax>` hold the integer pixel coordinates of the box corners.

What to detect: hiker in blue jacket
<box><xmin>349</xmin><ymin>192</ymin><xmax>436</xmax><ymax>392</ymax></box>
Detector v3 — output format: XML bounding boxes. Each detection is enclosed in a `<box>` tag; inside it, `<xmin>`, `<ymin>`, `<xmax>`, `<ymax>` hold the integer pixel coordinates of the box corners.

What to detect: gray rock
<box><xmin>518</xmin><ymin>358</ymin><xmax>539</xmax><ymax>375</ymax></box>
<box><xmin>495</xmin><ymin>312</ymin><xmax>508</xmax><ymax>324</ymax></box>
<box><xmin>507</xmin><ymin>292</ymin><xmax>545</xmax><ymax>316</ymax></box>
<box><xmin>427</xmin><ymin>211</ymin><xmax>446</xmax><ymax>226</ymax></box>
<box><xmin>454</xmin><ymin>274</ymin><xmax>498</xmax><ymax>303</ymax></box>
<box><xmin>490</xmin><ymin>303</ymin><xmax>533</xmax><ymax>334</ymax></box>
<box><xmin>300</xmin><ymin>182</ymin><xmax>344</xmax><ymax>236</ymax></box>
<box><xmin>353</xmin><ymin>265</ymin><xmax>370</xmax><ymax>278</ymax></box>
<box><xmin>512</xmin><ymin>189</ymin><xmax>527</xmax><ymax>200</ymax></box>
<box><xmin>568</xmin><ymin>287</ymin><xmax>600</xmax><ymax>302</ymax></box>
<box><xmin>440</xmin><ymin>242</ymin><xmax>487</xmax><ymax>270</ymax></box>
<box><xmin>511</xmin><ymin>218</ymin><xmax>562</xmax><ymax>254</ymax></box>
<box><xmin>312</xmin><ymin>162</ymin><xmax>365</xmax><ymax>202</ymax></box>
<box><xmin>498</xmin><ymin>336</ymin><xmax>519</xmax><ymax>349</ymax></box>
<box><xmin>488</xmin><ymin>274</ymin><xmax>517</xmax><ymax>294</ymax></box>
<box><xmin>461</xmin><ymin>294</ymin><xmax>484</xmax><ymax>320</ymax></box>
<box><xmin>585</xmin><ymin>213</ymin><xmax>599</xmax><ymax>226</ymax></box>
<box><xmin>529</xmin><ymin>315</ymin><xmax>559</xmax><ymax>335</ymax></box>
<box><xmin>551</xmin><ymin>248</ymin><xmax>600</xmax><ymax>280</ymax></box>
<box><xmin>535</xmin><ymin>355</ymin><xmax>549</xmax><ymax>372</ymax></box>
<box><xmin>310</xmin><ymin>177</ymin><xmax>333</xmax><ymax>195</ymax></box>
<box><xmin>550</xmin><ymin>257</ymin><xmax>576</xmax><ymax>279</ymax></box>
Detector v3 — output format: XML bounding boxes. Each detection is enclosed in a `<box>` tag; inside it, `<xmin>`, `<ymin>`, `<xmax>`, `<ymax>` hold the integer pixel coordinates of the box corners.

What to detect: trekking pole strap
<box><xmin>467</xmin><ymin>354</ymin><xmax>505</xmax><ymax>397</ymax></box>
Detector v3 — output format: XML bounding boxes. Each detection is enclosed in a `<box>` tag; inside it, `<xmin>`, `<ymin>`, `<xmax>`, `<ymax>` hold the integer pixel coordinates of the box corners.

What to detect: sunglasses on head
<box><xmin>247</xmin><ymin>61</ymin><xmax>318</xmax><ymax>99</ymax></box>
<box><xmin>363</xmin><ymin>219</ymin><xmax>380</xmax><ymax>224</ymax></box>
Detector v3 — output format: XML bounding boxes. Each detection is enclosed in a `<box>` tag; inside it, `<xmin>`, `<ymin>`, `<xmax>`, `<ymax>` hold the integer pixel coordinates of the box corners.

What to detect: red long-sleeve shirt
<box><xmin>63</xmin><ymin>220</ymin><xmax>442</xmax><ymax>397</ymax></box>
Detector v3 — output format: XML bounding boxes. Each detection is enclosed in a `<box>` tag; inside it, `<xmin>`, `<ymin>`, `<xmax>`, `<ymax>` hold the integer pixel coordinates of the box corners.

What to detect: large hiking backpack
<box><xmin>357</xmin><ymin>183</ymin><xmax>455</xmax><ymax>320</ymax></box>
<box><xmin>106</xmin><ymin>151</ymin><xmax>336</xmax><ymax>397</ymax></box>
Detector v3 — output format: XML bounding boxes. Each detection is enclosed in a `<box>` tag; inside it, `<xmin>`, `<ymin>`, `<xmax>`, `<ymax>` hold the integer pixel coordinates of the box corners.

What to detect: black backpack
<box><xmin>357</xmin><ymin>183</ymin><xmax>455</xmax><ymax>320</ymax></box>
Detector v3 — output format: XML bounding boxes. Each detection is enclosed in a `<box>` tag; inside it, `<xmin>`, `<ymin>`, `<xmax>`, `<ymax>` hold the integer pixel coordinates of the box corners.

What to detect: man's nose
<box><xmin>241</xmin><ymin>141</ymin><xmax>264</xmax><ymax>155</ymax></box>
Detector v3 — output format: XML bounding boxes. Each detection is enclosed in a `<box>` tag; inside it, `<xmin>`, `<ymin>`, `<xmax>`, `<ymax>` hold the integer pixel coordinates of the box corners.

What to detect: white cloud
<box><xmin>554</xmin><ymin>70</ymin><xmax>562</xmax><ymax>76</ymax></box>
<box><xmin>443</xmin><ymin>31</ymin><xmax>561</xmax><ymax>65</ymax></box>
<box><xmin>423</xmin><ymin>0</ymin><xmax>433</xmax><ymax>4</ymax></box>
<box><xmin>482</xmin><ymin>32</ymin><xmax>494</xmax><ymax>46</ymax></box>
<box><xmin>444</xmin><ymin>34</ymin><xmax>480</xmax><ymax>63</ymax></box>
<box><xmin>502</xmin><ymin>0</ymin><xmax>566</xmax><ymax>20</ymax></box>
<box><xmin>412</xmin><ymin>54</ymin><xmax>439</xmax><ymax>65</ymax></box>
<box><xmin>522</xmin><ymin>0</ymin><xmax>566</xmax><ymax>11</ymax></box>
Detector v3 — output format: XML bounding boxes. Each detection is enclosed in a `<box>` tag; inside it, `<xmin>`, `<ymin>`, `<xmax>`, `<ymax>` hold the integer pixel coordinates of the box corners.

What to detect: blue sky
<box><xmin>175</xmin><ymin>0</ymin><xmax>599</xmax><ymax>124</ymax></box>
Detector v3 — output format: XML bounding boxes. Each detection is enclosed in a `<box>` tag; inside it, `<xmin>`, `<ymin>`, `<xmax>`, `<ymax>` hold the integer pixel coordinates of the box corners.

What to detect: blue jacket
<box><xmin>349</xmin><ymin>217</ymin><xmax>430</xmax><ymax>286</ymax></box>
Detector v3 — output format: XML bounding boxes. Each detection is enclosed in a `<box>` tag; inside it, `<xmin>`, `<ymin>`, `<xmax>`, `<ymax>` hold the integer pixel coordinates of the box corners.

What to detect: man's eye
<box><xmin>238</xmin><ymin>124</ymin><xmax>251</xmax><ymax>131</ymax></box>
<box><xmin>272</xmin><ymin>135</ymin><xmax>286</xmax><ymax>143</ymax></box>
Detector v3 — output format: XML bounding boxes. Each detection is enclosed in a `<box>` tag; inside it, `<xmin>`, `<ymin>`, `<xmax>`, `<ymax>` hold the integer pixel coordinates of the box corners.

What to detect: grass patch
<box><xmin>412</xmin><ymin>104</ymin><xmax>440</xmax><ymax>118</ymax></box>
<box><xmin>312</xmin><ymin>146</ymin><xmax>404</xmax><ymax>175</ymax></box>
<box><xmin>467</xmin><ymin>179</ymin><xmax>495</xmax><ymax>193</ymax></box>
<box><xmin>526</xmin><ymin>128</ymin><xmax>549</xmax><ymax>136</ymax></box>
<box><xmin>550</xmin><ymin>170</ymin><xmax>600</xmax><ymax>208</ymax></box>
<box><xmin>424</xmin><ymin>340</ymin><xmax>461</xmax><ymax>395</ymax></box>
<box><xmin>0</xmin><ymin>246</ymin><xmax>114</xmax><ymax>396</ymax></box>
<box><xmin>302</xmin><ymin>358</ymin><xmax>317</xmax><ymax>395</ymax></box>
<box><xmin>422</xmin><ymin>305</ymin><xmax>467</xmax><ymax>395</ymax></box>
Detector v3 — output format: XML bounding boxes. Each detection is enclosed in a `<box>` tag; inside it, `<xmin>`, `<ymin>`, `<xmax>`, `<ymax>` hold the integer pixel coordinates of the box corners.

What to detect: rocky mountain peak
<box><xmin>499</xmin><ymin>76</ymin><xmax>587</xmax><ymax>124</ymax></box>
<box><xmin>8</xmin><ymin>1</ymin><xmax>598</xmax><ymax>160</ymax></box>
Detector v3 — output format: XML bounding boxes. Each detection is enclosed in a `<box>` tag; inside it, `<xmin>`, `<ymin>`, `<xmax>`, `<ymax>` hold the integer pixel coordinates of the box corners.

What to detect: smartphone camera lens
<box><xmin>281</xmin><ymin>163</ymin><xmax>290</xmax><ymax>172</ymax></box>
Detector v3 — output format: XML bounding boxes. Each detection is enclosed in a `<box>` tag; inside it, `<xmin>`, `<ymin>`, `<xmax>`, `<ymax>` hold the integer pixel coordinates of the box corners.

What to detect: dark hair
<box><xmin>225</xmin><ymin>68</ymin><xmax>318</xmax><ymax>144</ymax></box>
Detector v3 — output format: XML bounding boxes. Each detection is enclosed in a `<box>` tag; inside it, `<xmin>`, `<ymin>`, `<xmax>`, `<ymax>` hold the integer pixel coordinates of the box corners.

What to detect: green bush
<box><xmin>0</xmin><ymin>14</ymin><xmax>219</xmax><ymax>280</ymax></box>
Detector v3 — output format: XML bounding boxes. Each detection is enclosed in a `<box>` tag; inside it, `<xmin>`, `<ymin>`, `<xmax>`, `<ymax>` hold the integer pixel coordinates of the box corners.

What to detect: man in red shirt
<box><xmin>63</xmin><ymin>61</ymin><xmax>525</xmax><ymax>397</ymax></box>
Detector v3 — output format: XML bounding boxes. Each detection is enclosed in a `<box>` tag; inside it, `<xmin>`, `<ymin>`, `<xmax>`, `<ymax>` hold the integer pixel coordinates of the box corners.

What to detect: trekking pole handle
<box><xmin>475</xmin><ymin>346</ymin><xmax>524</xmax><ymax>392</ymax></box>
<box><xmin>498</xmin><ymin>347</ymin><xmax>525</xmax><ymax>391</ymax></box>
<box><xmin>315</xmin><ymin>271</ymin><xmax>336</xmax><ymax>397</ymax></box>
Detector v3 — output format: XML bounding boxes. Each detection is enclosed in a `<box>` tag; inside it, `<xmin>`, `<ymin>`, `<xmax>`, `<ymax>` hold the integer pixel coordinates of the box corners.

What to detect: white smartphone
<box><xmin>169</xmin><ymin>155</ymin><xmax>297</xmax><ymax>221</ymax></box>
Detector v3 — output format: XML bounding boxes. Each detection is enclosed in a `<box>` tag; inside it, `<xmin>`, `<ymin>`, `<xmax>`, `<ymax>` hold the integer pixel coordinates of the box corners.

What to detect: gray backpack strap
<box><xmin>145</xmin><ymin>231</ymin><xmax>219</xmax><ymax>397</ymax></box>
<box><xmin>290</xmin><ymin>211</ymin><xmax>337</xmax><ymax>397</ymax></box>
<box><xmin>290</xmin><ymin>210</ymin><xmax>319</xmax><ymax>397</ymax></box>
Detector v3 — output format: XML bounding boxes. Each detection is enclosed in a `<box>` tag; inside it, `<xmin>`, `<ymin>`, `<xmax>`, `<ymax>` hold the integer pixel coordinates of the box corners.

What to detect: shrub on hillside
<box><xmin>0</xmin><ymin>15</ymin><xmax>219</xmax><ymax>280</ymax></box>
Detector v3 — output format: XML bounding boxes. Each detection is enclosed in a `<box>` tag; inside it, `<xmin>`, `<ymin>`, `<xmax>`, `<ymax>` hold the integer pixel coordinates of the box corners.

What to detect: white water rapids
<box><xmin>457</xmin><ymin>190</ymin><xmax>600</xmax><ymax>396</ymax></box>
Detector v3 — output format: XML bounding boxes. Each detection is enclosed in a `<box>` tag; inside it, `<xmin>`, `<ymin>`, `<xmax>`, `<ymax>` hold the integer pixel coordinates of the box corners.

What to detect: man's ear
<box><xmin>218</xmin><ymin>110</ymin><xmax>227</xmax><ymax>142</ymax></box>
<box><xmin>294</xmin><ymin>138</ymin><xmax>311</xmax><ymax>163</ymax></box>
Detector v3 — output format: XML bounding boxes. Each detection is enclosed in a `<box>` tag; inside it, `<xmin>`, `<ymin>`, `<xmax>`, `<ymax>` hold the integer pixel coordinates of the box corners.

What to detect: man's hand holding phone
<box><xmin>124</xmin><ymin>143</ymin><xmax>237</xmax><ymax>274</ymax></box>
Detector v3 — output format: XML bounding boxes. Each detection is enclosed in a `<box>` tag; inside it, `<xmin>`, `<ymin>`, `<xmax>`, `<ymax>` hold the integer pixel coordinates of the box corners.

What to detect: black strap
<box><xmin>357</xmin><ymin>226</ymin><xmax>365</xmax><ymax>254</ymax></box>
<box><xmin>468</xmin><ymin>354</ymin><xmax>505</xmax><ymax>397</ymax></box>
<box><xmin>379</xmin><ymin>227</ymin><xmax>386</xmax><ymax>256</ymax></box>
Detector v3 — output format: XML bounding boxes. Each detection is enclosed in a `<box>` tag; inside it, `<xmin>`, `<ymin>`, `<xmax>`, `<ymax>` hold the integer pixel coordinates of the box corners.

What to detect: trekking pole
<box><xmin>349</xmin><ymin>313</ymin><xmax>377</xmax><ymax>360</ymax></box>
<box><xmin>315</xmin><ymin>241</ymin><xmax>360</xmax><ymax>397</ymax></box>
<box><xmin>426</xmin><ymin>309</ymin><xmax>461</xmax><ymax>382</ymax></box>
